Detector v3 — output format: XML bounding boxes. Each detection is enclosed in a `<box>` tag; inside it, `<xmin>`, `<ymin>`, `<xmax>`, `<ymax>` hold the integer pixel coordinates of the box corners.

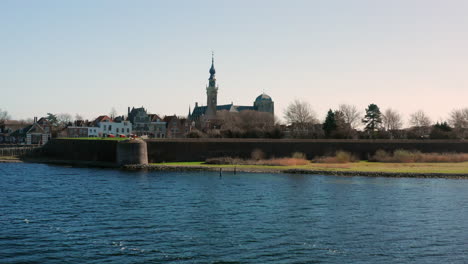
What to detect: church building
<box><xmin>189</xmin><ymin>54</ymin><xmax>274</xmax><ymax>124</ymax></box>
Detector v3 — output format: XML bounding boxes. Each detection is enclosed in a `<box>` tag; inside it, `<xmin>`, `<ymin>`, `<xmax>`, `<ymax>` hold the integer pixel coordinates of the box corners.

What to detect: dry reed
<box><xmin>205</xmin><ymin>151</ymin><xmax>309</xmax><ymax>166</ymax></box>
<box><xmin>313</xmin><ymin>151</ymin><xmax>358</xmax><ymax>163</ymax></box>
<box><xmin>371</xmin><ymin>149</ymin><xmax>468</xmax><ymax>163</ymax></box>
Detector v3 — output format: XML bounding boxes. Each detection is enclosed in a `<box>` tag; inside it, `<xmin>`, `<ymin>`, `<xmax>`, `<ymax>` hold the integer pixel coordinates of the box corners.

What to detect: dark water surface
<box><xmin>1</xmin><ymin>163</ymin><xmax>467</xmax><ymax>263</ymax></box>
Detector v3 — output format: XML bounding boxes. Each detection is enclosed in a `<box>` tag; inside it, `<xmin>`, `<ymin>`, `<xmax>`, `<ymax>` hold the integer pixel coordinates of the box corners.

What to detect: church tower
<box><xmin>205</xmin><ymin>52</ymin><xmax>218</xmax><ymax>118</ymax></box>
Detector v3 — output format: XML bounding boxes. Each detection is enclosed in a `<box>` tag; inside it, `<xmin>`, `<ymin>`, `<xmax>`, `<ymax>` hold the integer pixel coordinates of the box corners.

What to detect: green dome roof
<box><xmin>255</xmin><ymin>93</ymin><xmax>272</xmax><ymax>101</ymax></box>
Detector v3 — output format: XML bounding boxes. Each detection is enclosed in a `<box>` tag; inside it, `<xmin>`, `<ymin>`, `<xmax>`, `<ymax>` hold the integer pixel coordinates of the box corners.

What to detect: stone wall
<box><xmin>146</xmin><ymin>139</ymin><xmax>468</xmax><ymax>162</ymax></box>
<box><xmin>41</xmin><ymin>139</ymin><xmax>468</xmax><ymax>164</ymax></box>
<box><xmin>41</xmin><ymin>139</ymin><xmax>118</xmax><ymax>163</ymax></box>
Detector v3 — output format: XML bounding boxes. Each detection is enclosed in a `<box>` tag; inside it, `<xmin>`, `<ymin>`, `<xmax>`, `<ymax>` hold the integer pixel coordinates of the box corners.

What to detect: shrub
<box><xmin>313</xmin><ymin>150</ymin><xmax>358</xmax><ymax>163</ymax></box>
<box><xmin>205</xmin><ymin>157</ymin><xmax>241</xmax><ymax>165</ymax></box>
<box><xmin>335</xmin><ymin>151</ymin><xmax>357</xmax><ymax>163</ymax></box>
<box><xmin>371</xmin><ymin>149</ymin><xmax>468</xmax><ymax>163</ymax></box>
<box><xmin>204</xmin><ymin>153</ymin><xmax>309</xmax><ymax>166</ymax></box>
<box><xmin>251</xmin><ymin>149</ymin><xmax>265</xmax><ymax>161</ymax></box>
<box><xmin>207</xmin><ymin>130</ymin><xmax>222</xmax><ymax>138</ymax></box>
<box><xmin>265</xmin><ymin>127</ymin><xmax>285</xmax><ymax>139</ymax></box>
<box><xmin>392</xmin><ymin>149</ymin><xmax>417</xmax><ymax>163</ymax></box>
<box><xmin>371</xmin><ymin>149</ymin><xmax>391</xmax><ymax>162</ymax></box>
<box><xmin>186</xmin><ymin>129</ymin><xmax>205</xmax><ymax>138</ymax></box>
<box><xmin>291</xmin><ymin>152</ymin><xmax>306</xmax><ymax>159</ymax></box>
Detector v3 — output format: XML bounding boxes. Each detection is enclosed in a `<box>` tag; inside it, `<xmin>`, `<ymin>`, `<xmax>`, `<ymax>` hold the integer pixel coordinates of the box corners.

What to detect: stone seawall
<box><xmin>40</xmin><ymin>139</ymin><xmax>468</xmax><ymax>164</ymax></box>
<box><xmin>146</xmin><ymin>139</ymin><xmax>468</xmax><ymax>162</ymax></box>
<box><xmin>41</xmin><ymin>139</ymin><xmax>118</xmax><ymax>163</ymax></box>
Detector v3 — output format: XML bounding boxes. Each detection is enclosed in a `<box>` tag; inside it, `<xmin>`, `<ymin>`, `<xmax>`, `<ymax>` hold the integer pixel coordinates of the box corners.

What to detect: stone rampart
<box><xmin>116</xmin><ymin>140</ymin><xmax>148</xmax><ymax>166</ymax></box>
<box><xmin>146</xmin><ymin>139</ymin><xmax>468</xmax><ymax>162</ymax></box>
<box><xmin>41</xmin><ymin>139</ymin><xmax>468</xmax><ymax>164</ymax></box>
<box><xmin>41</xmin><ymin>139</ymin><xmax>118</xmax><ymax>163</ymax></box>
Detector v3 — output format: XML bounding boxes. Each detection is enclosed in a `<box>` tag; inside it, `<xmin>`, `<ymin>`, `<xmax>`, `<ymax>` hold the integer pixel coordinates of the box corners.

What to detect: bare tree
<box><xmin>409</xmin><ymin>110</ymin><xmax>432</xmax><ymax>138</ymax></box>
<box><xmin>75</xmin><ymin>114</ymin><xmax>84</xmax><ymax>121</ymax></box>
<box><xmin>382</xmin><ymin>108</ymin><xmax>403</xmax><ymax>131</ymax></box>
<box><xmin>215</xmin><ymin>110</ymin><xmax>271</xmax><ymax>137</ymax></box>
<box><xmin>338</xmin><ymin>104</ymin><xmax>360</xmax><ymax>129</ymax></box>
<box><xmin>57</xmin><ymin>113</ymin><xmax>73</xmax><ymax>126</ymax></box>
<box><xmin>19</xmin><ymin>118</ymin><xmax>34</xmax><ymax>124</ymax></box>
<box><xmin>449</xmin><ymin>108</ymin><xmax>468</xmax><ymax>128</ymax></box>
<box><xmin>409</xmin><ymin>110</ymin><xmax>431</xmax><ymax>127</ymax></box>
<box><xmin>109</xmin><ymin>107</ymin><xmax>118</xmax><ymax>119</ymax></box>
<box><xmin>0</xmin><ymin>108</ymin><xmax>11</xmax><ymax>122</ymax></box>
<box><xmin>449</xmin><ymin>108</ymin><xmax>468</xmax><ymax>139</ymax></box>
<box><xmin>284</xmin><ymin>100</ymin><xmax>318</xmax><ymax>126</ymax></box>
<box><xmin>217</xmin><ymin>110</ymin><xmax>275</xmax><ymax>137</ymax></box>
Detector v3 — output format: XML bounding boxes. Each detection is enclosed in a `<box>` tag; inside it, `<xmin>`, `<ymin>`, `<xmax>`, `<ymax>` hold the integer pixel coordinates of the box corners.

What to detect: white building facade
<box><xmin>99</xmin><ymin>120</ymin><xmax>132</xmax><ymax>136</ymax></box>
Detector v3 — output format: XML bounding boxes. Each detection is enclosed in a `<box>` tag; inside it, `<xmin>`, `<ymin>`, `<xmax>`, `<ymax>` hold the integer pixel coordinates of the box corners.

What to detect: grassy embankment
<box><xmin>0</xmin><ymin>156</ymin><xmax>21</xmax><ymax>162</ymax></box>
<box><xmin>152</xmin><ymin>161</ymin><xmax>468</xmax><ymax>174</ymax></box>
<box><xmin>152</xmin><ymin>150</ymin><xmax>468</xmax><ymax>174</ymax></box>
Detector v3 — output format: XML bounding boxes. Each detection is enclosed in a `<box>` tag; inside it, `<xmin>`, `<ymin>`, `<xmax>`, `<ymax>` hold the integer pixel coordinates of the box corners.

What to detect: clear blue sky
<box><xmin>1</xmin><ymin>0</ymin><xmax>467</xmax><ymax>124</ymax></box>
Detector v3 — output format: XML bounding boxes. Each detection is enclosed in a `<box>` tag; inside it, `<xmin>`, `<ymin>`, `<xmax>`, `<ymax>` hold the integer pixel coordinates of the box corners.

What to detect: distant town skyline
<box><xmin>1</xmin><ymin>0</ymin><xmax>467</xmax><ymax>125</ymax></box>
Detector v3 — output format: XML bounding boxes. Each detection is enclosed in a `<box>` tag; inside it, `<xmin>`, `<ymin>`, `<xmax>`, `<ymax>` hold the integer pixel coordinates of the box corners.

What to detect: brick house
<box><xmin>128</xmin><ymin>107</ymin><xmax>166</xmax><ymax>138</ymax></box>
<box><xmin>164</xmin><ymin>115</ymin><xmax>193</xmax><ymax>138</ymax></box>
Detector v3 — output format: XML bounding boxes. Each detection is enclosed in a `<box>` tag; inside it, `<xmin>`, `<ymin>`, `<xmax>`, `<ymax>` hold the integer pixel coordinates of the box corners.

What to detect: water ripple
<box><xmin>1</xmin><ymin>163</ymin><xmax>468</xmax><ymax>263</ymax></box>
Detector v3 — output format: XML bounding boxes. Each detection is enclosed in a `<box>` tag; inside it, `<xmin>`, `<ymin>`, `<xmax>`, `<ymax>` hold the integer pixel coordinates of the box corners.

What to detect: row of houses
<box><xmin>68</xmin><ymin>107</ymin><xmax>194</xmax><ymax>139</ymax></box>
<box><xmin>67</xmin><ymin>115</ymin><xmax>133</xmax><ymax>138</ymax></box>
<box><xmin>0</xmin><ymin>117</ymin><xmax>52</xmax><ymax>145</ymax></box>
<box><xmin>0</xmin><ymin>106</ymin><xmax>194</xmax><ymax>145</ymax></box>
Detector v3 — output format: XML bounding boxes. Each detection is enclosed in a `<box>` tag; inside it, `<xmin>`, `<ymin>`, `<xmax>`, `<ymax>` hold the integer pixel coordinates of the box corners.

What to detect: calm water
<box><xmin>1</xmin><ymin>163</ymin><xmax>467</xmax><ymax>263</ymax></box>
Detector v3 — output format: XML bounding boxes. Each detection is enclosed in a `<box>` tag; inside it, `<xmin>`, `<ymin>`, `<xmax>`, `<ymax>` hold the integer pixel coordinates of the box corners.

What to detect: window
<box><xmin>109</xmin><ymin>125</ymin><xmax>112</xmax><ymax>131</ymax></box>
<box><xmin>116</xmin><ymin>128</ymin><xmax>119</xmax><ymax>133</ymax></box>
<box><xmin>127</xmin><ymin>128</ymin><xmax>130</xmax><ymax>133</ymax></box>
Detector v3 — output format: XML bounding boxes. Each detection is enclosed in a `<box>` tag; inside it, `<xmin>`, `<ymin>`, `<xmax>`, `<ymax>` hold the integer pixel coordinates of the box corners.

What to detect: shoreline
<box><xmin>122</xmin><ymin>164</ymin><xmax>468</xmax><ymax>179</ymax></box>
<box><xmin>2</xmin><ymin>158</ymin><xmax>468</xmax><ymax>179</ymax></box>
<box><xmin>0</xmin><ymin>158</ymin><xmax>23</xmax><ymax>163</ymax></box>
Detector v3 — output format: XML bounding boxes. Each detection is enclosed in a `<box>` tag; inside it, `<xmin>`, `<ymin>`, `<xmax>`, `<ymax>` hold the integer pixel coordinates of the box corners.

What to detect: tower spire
<box><xmin>205</xmin><ymin>51</ymin><xmax>218</xmax><ymax>118</ymax></box>
<box><xmin>209</xmin><ymin>51</ymin><xmax>216</xmax><ymax>77</ymax></box>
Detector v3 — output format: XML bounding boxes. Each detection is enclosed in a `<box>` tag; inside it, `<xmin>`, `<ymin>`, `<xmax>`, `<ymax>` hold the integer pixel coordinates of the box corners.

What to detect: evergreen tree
<box><xmin>333</xmin><ymin>110</ymin><xmax>351</xmax><ymax>138</ymax></box>
<box><xmin>433</xmin><ymin>122</ymin><xmax>452</xmax><ymax>132</ymax></box>
<box><xmin>362</xmin><ymin>104</ymin><xmax>382</xmax><ymax>133</ymax></box>
<box><xmin>46</xmin><ymin>113</ymin><xmax>59</xmax><ymax>127</ymax></box>
<box><xmin>430</xmin><ymin>122</ymin><xmax>455</xmax><ymax>139</ymax></box>
<box><xmin>322</xmin><ymin>109</ymin><xmax>337</xmax><ymax>138</ymax></box>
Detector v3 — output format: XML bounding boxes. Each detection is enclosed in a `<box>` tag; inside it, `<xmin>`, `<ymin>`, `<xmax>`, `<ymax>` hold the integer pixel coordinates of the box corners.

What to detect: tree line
<box><xmin>283</xmin><ymin>100</ymin><xmax>468</xmax><ymax>139</ymax></box>
<box><xmin>190</xmin><ymin>101</ymin><xmax>468</xmax><ymax>139</ymax></box>
<box><xmin>2</xmin><ymin>104</ymin><xmax>468</xmax><ymax>140</ymax></box>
